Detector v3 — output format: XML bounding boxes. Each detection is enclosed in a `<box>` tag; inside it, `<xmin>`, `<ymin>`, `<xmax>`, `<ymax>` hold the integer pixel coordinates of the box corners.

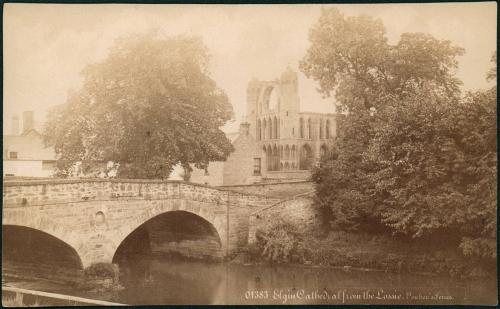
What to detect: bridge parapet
<box><xmin>2</xmin><ymin>179</ymin><xmax>277</xmax><ymax>209</ymax></box>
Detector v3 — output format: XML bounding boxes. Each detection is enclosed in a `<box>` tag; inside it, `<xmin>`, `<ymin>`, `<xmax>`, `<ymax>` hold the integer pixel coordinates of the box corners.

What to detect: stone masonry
<box><xmin>248</xmin><ymin>193</ymin><xmax>320</xmax><ymax>244</ymax></box>
<box><xmin>2</xmin><ymin>179</ymin><xmax>279</xmax><ymax>269</ymax></box>
<box><xmin>219</xmin><ymin>180</ymin><xmax>314</xmax><ymax>199</ymax></box>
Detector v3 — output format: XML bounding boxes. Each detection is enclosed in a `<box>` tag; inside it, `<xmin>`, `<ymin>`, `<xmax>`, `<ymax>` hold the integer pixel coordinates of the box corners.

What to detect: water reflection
<box><xmin>115</xmin><ymin>255</ymin><xmax>226</xmax><ymax>304</ymax></box>
<box><xmin>3</xmin><ymin>254</ymin><xmax>496</xmax><ymax>305</ymax></box>
<box><xmin>109</xmin><ymin>255</ymin><xmax>497</xmax><ymax>305</ymax></box>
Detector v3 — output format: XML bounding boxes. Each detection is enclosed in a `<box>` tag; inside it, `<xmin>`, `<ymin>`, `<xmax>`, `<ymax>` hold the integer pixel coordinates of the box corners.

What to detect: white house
<box><xmin>3</xmin><ymin>111</ymin><xmax>57</xmax><ymax>178</ymax></box>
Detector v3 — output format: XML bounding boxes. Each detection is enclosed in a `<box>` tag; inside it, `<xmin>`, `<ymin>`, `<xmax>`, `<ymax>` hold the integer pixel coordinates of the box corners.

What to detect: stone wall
<box><xmin>149</xmin><ymin>231</ymin><xmax>223</xmax><ymax>260</ymax></box>
<box><xmin>2</xmin><ymin>179</ymin><xmax>279</xmax><ymax>210</ymax></box>
<box><xmin>152</xmin><ymin>239</ymin><xmax>223</xmax><ymax>259</ymax></box>
<box><xmin>219</xmin><ymin>180</ymin><xmax>314</xmax><ymax>199</ymax></box>
<box><xmin>248</xmin><ymin>195</ymin><xmax>320</xmax><ymax>244</ymax></box>
<box><xmin>222</xmin><ymin>128</ymin><xmax>262</xmax><ymax>186</ymax></box>
<box><xmin>264</xmin><ymin>170</ymin><xmax>311</xmax><ymax>181</ymax></box>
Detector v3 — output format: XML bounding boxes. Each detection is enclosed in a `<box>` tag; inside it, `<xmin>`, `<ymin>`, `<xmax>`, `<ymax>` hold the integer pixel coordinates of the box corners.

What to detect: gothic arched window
<box><xmin>273</xmin><ymin>117</ymin><xmax>278</xmax><ymax>139</ymax></box>
<box><xmin>299</xmin><ymin>118</ymin><xmax>304</xmax><ymax>138</ymax></box>
<box><xmin>268</xmin><ymin>117</ymin><xmax>272</xmax><ymax>140</ymax></box>
<box><xmin>272</xmin><ymin>144</ymin><xmax>279</xmax><ymax>171</ymax></box>
<box><xmin>299</xmin><ymin>144</ymin><xmax>313</xmax><ymax>170</ymax></box>
<box><xmin>262</xmin><ymin>119</ymin><xmax>267</xmax><ymax>140</ymax></box>
<box><xmin>319</xmin><ymin>119</ymin><xmax>324</xmax><ymax>139</ymax></box>
<box><xmin>307</xmin><ymin>118</ymin><xmax>312</xmax><ymax>139</ymax></box>
<box><xmin>257</xmin><ymin>119</ymin><xmax>261</xmax><ymax>141</ymax></box>
<box><xmin>320</xmin><ymin>144</ymin><xmax>328</xmax><ymax>157</ymax></box>
<box><xmin>266</xmin><ymin>145</ymin><xmax>272</xmax><ymax>170</ymax></box>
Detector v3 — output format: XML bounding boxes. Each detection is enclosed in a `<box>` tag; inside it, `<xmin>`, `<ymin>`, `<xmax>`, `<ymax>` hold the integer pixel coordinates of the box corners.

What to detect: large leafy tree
<box><xmin>301</xmin><ymin>7</ymin><xmax>464</xmax><ymax>227</ymax></box>
<box><xmin>300</xmin><ymin>8</ymin><xmax>464</xmax><ymax>111</ymax></box>
<box><xmin>301</xmin><ymin>8</ymin><xmax>496</xmax><ymax>257</ymax></box>
<box><xmin>44</xmin><ymin>32</ymin><xmax>234</xmax><ymax>179</ymax></box>
<box><xmin>365</xmin><ymin>84</ymin><xmax>496</xmax><ymax>258</ymax></box>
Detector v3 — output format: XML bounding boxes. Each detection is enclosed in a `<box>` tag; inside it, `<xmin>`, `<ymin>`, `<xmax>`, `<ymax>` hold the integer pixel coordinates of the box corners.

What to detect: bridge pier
<box><xmin>81</xmin><ymin>263</ymin><xmax>121</xmax><ymax>291</ymax></box>
<box><xmin>78</xmin><ymin>233</ymin><xmax>119</xmax><ymax>269</ymax></box>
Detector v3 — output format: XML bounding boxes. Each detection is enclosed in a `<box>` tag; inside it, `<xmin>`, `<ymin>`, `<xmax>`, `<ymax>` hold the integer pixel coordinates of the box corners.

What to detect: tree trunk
<box><xmin>182</xmin><ymin>164</ymin><xmax>192</xmax><ymax>182</ymax></box>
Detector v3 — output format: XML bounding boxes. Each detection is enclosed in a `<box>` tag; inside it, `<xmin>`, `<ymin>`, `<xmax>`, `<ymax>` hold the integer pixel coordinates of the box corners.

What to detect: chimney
<box><xmin>239</xmin><ymin>121</ymin><xmax>250</xmax><ymax>136</ymax></box>
<box><xmin>22</xmin><ymin>111</ymin><xmax>34</xmax><ymax>134</ymax></box>
<box><xmin>11</xmin><ymin>114</ymin><xmax>20</xmax><ymax>135</ymax></box>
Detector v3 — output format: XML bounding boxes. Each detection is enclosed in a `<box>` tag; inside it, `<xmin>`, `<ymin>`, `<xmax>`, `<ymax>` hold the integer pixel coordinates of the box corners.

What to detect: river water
<box><xmin>3</xmin><ymin>255</ymin><xmax>497</xmax><ymax>305</ymax></box>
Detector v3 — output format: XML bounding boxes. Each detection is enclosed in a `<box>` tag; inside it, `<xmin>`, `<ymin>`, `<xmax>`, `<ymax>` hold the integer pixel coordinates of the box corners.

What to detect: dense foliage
<box><xmin>301</xmin><ymin>8</ymin><xmax>496</xmax><ymax>258</ymax></box>
<box><xmin>255</xmin><ymin>219</ymin><xmax>302</xmax><ymax>263</ymax></box>
<box><xmin>44</xmin><ymin>32</ymin><xmax>234</xmax><ymax>179</ymax></box>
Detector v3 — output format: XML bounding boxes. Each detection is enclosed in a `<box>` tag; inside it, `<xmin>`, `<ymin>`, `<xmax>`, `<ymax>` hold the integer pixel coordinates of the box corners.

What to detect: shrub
<box><xmin>84</xmin><ymin>263</ymin><xmax>118</xmax><ymax>279</ymax></box>
<box><xmin>255</xmin><ymin>219</ymin><xmax>302</xmax><ymax>263</ymax></box>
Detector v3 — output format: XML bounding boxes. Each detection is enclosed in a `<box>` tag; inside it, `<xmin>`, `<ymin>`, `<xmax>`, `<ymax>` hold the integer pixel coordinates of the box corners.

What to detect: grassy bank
<box><xmin>243</xmin><ymin>223</ymin><xmax>495</xmax><ymax>279</ymax></box>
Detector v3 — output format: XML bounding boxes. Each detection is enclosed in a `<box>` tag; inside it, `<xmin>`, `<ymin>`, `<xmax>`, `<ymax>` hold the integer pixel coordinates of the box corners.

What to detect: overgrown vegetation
<box><xmin>83</xmin><ymin>263</ymin><xmax>119</xmax><ymax>279</ymax></box>
<box><xmin>254</xmin><ymin>219</ymin><xmax>304</xmax><ymax>263</ymax></box>
<box><xmin>251</xmin><ymin>216</ymin><xmax>494</xmax><ymax>278</ymax></box>
<box><xmin>300</xmin><ymin>8</ymin><xmax>496</xmax><ymax>259</ymax></box>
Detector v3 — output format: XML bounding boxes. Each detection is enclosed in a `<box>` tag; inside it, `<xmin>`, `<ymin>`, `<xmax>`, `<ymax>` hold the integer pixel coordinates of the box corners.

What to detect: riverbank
<box><xmin>2</xmin><ymin>260</ymin><xmax>123</xmax><ymax>295</ymax></box>
<box><xmin>237</xmin><ymin>229</ymin><xmax>496</xmax><ymax>279</ymax></box>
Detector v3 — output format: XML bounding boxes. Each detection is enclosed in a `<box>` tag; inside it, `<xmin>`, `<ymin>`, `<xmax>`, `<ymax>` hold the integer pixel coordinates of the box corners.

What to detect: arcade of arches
<box><xmin>256</xmin><ymin>115</ymin><xmax>334</xmax><ymax>172</ymax></box>
<box><xmin>256</xmin><ymin>116</ymin><xmax>332</xmax><ymax>141</ymax></box>
<box><xmin>256</xmin><ymin>116</ymin><xmax>280</xmax><ymax>140</ymax></box>
<box><xmin>262</xmin><ymin>142</ymin><xmax>328</xmax><ymax>171</ymax></box>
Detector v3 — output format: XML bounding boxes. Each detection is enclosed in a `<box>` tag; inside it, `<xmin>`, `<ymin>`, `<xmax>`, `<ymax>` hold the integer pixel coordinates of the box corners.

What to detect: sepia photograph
<box><xmin>2</xmin><ymin>2</ymin><xmax>497</xmax><ymax>306</ymax></box>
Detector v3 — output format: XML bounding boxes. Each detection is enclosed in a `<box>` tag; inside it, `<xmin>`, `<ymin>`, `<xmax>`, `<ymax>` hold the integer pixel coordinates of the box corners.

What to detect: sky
<box><xmin>3</xmin><ymin>2</ymin><xmax>497</xmax><ymax>134</ymax></box>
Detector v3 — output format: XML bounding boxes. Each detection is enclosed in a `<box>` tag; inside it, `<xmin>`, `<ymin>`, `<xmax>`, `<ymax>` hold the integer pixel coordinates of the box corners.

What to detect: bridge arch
<box><xmin>112</xmin><ymin>210</ymin><xmax>223</xmax><ymax>264</ymax></box>
<box><xmin>3</xmin><ymin>225</ymin><xmax>83</xmax><ymax>272</ymax></box>
<box><xmin>106</xmin><ymin>199</ymin><xmax>228</xmax><ymax>265</ymax></box>
<box><xmin>2</xmin><ymin>215</ymin><xmax>85</xmax><ymax>269</ymax></box>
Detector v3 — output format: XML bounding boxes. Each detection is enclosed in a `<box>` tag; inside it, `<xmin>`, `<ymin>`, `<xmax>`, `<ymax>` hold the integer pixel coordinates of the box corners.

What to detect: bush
<box><xmin>255</xmin><ymin>219</ymin><xmax>302</xmax><ymax>263</ymax></box>
<box><xmin>84</xmin><ymin>263</ymin><xmax>118</xmax><ymax>279</ymax></box>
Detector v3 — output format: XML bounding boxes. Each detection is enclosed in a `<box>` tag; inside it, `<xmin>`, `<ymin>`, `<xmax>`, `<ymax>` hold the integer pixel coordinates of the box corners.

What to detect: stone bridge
<box><xmin>2</xmin><ymin>179</ymin><xmax>278</xmax><ymax>270</ymax></box>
